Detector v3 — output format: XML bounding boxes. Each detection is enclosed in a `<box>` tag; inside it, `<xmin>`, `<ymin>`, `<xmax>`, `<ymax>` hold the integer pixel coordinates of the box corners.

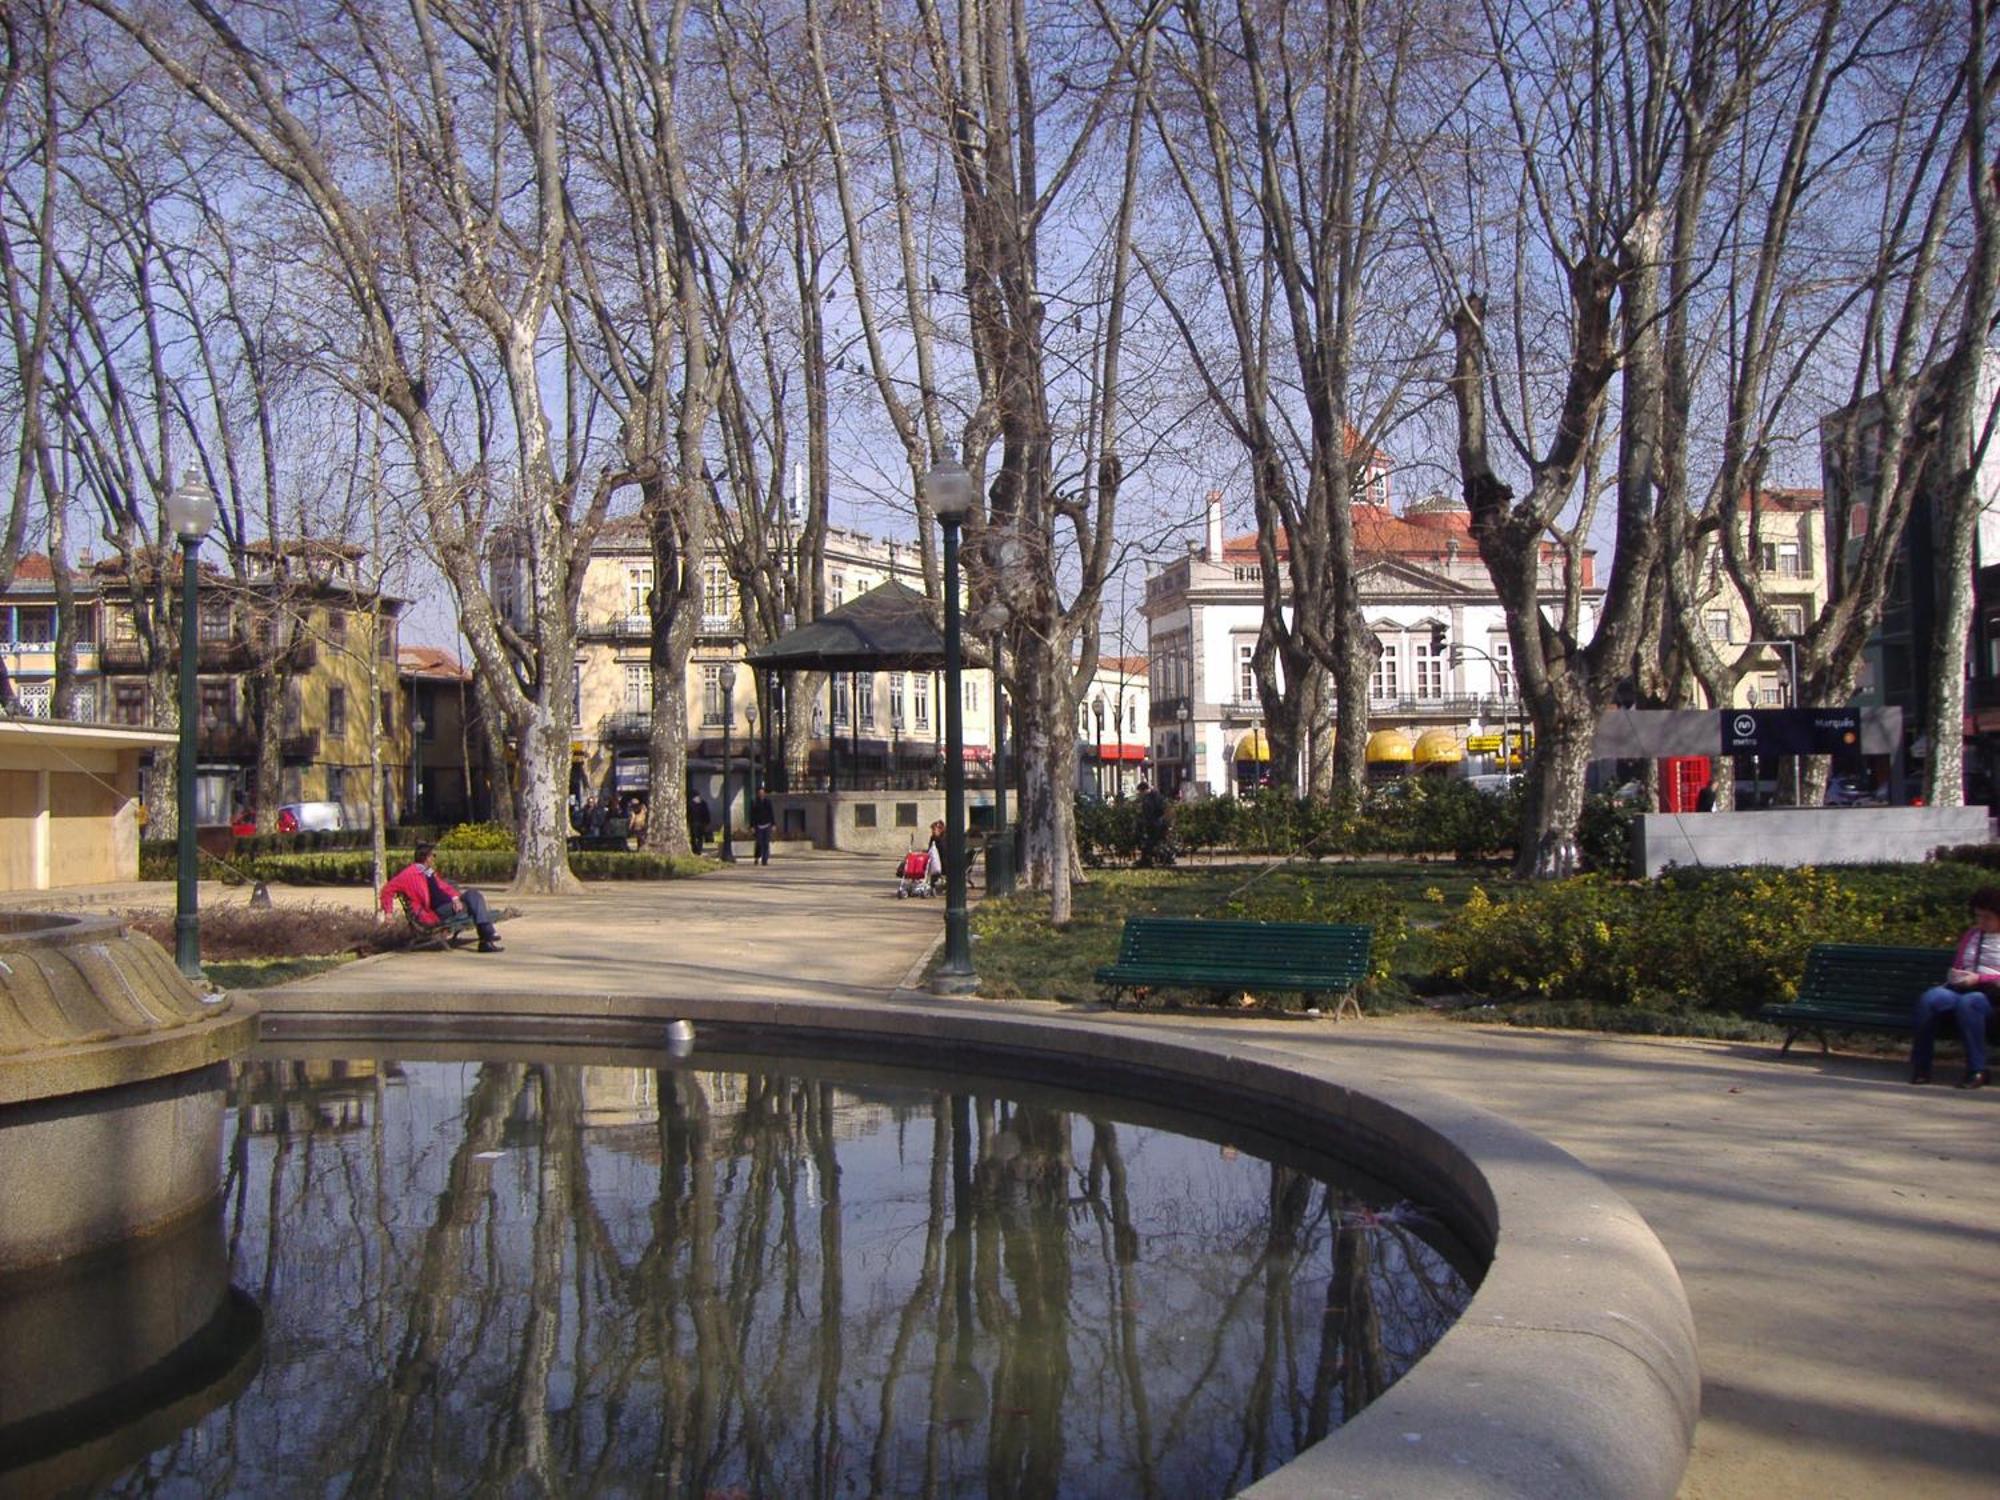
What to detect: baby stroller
<box><xmin>896</xmin><ymin>848</ymin><xmax>936</xmax><ymax>898</ymax></box>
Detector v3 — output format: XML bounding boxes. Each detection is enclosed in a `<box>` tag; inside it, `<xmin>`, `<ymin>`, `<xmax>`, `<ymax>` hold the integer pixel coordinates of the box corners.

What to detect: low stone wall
<box><xmin>1632</xmin><ymin>805</ymin><xmax>1989</xmax><ymax>877</ymax></box>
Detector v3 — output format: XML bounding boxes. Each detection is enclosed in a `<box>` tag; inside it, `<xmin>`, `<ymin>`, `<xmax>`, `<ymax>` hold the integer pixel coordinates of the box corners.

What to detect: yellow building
<box><xmin>88</xmin><ymin>542</ymin><xmax>407</xmax><ymax>827</ymax></box>
<box><xmin>561</xmin><ymin>519</ymin><xmax>996</xmax><ymax>815</ymax></box>
<box><xmin>1692</xmin><ymin>488</ymin><xmax>1830</xmax><ymax>707</ymax></box>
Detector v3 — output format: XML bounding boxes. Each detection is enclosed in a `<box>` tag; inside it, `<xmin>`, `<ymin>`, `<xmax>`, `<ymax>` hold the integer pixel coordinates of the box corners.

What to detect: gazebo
<box><xmin>742</xmin><ymin>581</ymin><xmax>992</xmax><ymax>853</ymax></box>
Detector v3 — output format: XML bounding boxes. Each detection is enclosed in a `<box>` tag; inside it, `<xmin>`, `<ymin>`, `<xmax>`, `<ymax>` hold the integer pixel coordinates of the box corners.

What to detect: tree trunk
<box><xmin>1520</xmin><ymin>694</ymin><xmax>1597</xmax><ymax>878</ymax></box>
<box><xmin>644</xmin><ymin>669</ymin><xmax>694</xmax><ymax>858</ymax></box>
<box><xmin>515</xmin><ymin>698</ymin><xmax>581</xmax><ymax>894</ymax></box>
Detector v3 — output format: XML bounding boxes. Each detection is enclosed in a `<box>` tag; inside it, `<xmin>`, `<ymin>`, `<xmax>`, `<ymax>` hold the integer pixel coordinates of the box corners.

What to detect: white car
<box><xmin>277</xmin><ymin>800</ymin><xmax>344</xmax><ymax>832</ymax></box>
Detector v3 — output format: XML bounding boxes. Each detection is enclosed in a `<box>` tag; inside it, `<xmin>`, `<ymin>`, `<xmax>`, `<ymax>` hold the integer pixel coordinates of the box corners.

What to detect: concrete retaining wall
<box><xmin>1633</xmin><ymin>805</ymin><xmax>1988</xmax><ymax>877</ymax></box>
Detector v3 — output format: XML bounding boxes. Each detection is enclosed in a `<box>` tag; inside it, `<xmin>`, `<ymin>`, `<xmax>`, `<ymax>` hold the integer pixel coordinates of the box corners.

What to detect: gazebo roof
<box><xmin>745</xmin><ymin>579</ymin><xmax>982</xmax><ymax>673</ymax></box>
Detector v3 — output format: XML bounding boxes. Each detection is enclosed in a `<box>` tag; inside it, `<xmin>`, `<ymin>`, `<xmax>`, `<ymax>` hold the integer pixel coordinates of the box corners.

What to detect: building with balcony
<box><xmin>537</xmin><ymin>518</ymin><xmax>997</xmax><ymax>815</ymax></box>
<box><xmin>1689</xmin><ymin>488</ymin><xmax>1831</xmax><ymax>708</ymax></box>
<box><xmin>1142</xmin><ymin>483</ymin><xmax>1602</xmax><ymax>795</ymax></box>
<box><xmin>1076</xmin><ymin>655</ymin><xmax>1150</xmax><ymax>798</ymax></box>
<box><xmin>88</xmin><ymin>542</ymin><xmax>405</xmax><ymax>827</ymax></box>
<box><xmin>1824</xmin><ymin>348</ymin><xmax>2000</xmax><ymax>800</ymax></box>
<box><xmin>0</xmin><ymin>553</ymin><xmax>101</xmax><ymax>721</ymax></box>
<box><xmin>397</xmin><ymin>645</ymin><xmax>491</xmax><ymax>826</ymax></box>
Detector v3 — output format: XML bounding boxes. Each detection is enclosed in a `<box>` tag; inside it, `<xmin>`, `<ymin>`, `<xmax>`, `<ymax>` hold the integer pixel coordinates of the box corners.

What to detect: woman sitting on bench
<box><xmin>380</xmin><ymin>841</ymin><xmax>504</xmax><ymax>953</ymax></box>
<box><xmin>1910</xmin><ymin>886</ymin><xmax>2000</xmax><ymax>1089</ymax></box>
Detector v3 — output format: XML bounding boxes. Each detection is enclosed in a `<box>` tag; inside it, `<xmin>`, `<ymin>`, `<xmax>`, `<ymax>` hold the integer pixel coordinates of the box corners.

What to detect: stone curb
<box><xmin>255</xmin><ymin>986</ymin><xmax>1699</xmax><ymax>1499</ymax></box>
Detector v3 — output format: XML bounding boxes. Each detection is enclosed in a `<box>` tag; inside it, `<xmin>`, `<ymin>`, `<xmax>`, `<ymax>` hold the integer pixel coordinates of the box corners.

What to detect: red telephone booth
<box><xmin>1661</xmin><ymin>756</ymin><xmax>1712</xmax><ymax>812</ymax></box>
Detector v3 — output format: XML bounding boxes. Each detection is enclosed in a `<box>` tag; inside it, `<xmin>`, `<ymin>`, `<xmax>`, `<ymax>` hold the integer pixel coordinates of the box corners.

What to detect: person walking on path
<box><xmin>1910</xmin><ymin>885</ymin><xmax>2000</xmax><ymax>1088</ymax></box>
<box><xmin>1136</xmin><ymin>779</ymin><xmax>1173</xmax><ymax>867</ymax></box>
<box><xmin>688</xmin><ymin>790</ymin><xmax>711</xmax><ymax>854</ymax></box>
<box><xmin>750</xmin><ymin>791</ymin><xmax>776</xmax><ymax>865</ymax></box>
<box><xmin>380</xmin><ymin>841</ymin><xmax>503</xmax><ymax>953</ymax></box>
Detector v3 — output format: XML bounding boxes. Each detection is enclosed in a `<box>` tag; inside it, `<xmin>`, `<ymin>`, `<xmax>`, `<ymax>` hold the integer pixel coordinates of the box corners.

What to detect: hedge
<box><xmin>1427</xmin><ymin>861</ymin><xmax>1992</xmax><ymax>1015</ymax></box>
<box><xmin>143</xmin><ymin>844</ymin><xmax>704</xmax><ymax>885</ymax></box>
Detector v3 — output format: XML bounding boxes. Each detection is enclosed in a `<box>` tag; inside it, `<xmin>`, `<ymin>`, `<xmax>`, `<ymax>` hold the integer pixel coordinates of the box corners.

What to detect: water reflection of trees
<box><xmin>106</xmin><ymin>1059</ymin><xmax>1469</xmax><ymax>1498</ymax></box>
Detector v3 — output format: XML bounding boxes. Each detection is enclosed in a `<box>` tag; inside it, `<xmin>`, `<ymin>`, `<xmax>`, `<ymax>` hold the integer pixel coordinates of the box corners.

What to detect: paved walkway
<box><xmin>27</xmin><ymin>853</ymin><xmax>2000</xmax><ymax>1497</ymax></box>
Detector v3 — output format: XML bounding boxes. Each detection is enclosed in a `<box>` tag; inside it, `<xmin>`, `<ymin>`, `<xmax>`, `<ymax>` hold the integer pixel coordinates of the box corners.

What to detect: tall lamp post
<box><xmin>410</xmin><ymin>711</ymin><xmax>427</xmax><ymax>825</ymax></box>
<box><xmin>924</xmin><ymin>457</ymin><xmax>977</xmax><ymax>993</ymax></box>
<box><xmin>1092</xmin><ymin>699</ymin><xmax>1105</xmax><ymax>800</ymax></box>
<box><xmin>718</xmin><ymin>663</ymin><xmax>737</xmax><ymax>862</ymax></box>
<box><xmin>745</xmin><ymin>700</ymin><xmax>759</xmax><ymax>798</ymax></box>
<box><xmin>164</xmin><ymin>467</ymin><xmax>218</xmax><ymax>979</ymax></box>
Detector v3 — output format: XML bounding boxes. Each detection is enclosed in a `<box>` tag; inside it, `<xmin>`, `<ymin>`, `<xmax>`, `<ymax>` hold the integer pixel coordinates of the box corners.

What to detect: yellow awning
<box><xmin>1412</xmin><ymin>729</ymin><xmax>1464</xmax><ymax>765</ymax></box>
<box><xmin>1232</xmin><ymin>728</ymin><xmax>1272</xmax><ymax>762</ymax></box>
<box><xmin>1366</xmin><ymin>728</ymin><xmax>1414</xmax><ymax>764</ymax></box>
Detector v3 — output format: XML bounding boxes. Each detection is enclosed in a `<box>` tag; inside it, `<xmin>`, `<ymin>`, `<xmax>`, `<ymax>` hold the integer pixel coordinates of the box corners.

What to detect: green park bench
<box><xmin>1095</xmin><ymin>916</ymin><xmax>1373</xmax><ymax>1018</ymax></box>
<box><xmin>1758</xmin><ymin>943</ymin><xmax>1967</xmax><ymax>1055</ymax></box>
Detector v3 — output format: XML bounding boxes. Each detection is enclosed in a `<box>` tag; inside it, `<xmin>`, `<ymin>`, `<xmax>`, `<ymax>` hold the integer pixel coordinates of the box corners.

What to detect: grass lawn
<box><xmin>970</xmin><ymin>858</ymin><xmax>1500</xmax><ymax>1007</ymax></box>
<box><xmin>203</xmin><ymin>954</ymin><xmax>358</xmax><ymax>990</ymax></box>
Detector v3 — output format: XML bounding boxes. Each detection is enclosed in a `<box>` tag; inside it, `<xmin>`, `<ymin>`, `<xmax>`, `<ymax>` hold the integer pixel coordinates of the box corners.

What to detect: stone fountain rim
<box><xmin>255</xmin><ymin>993</ymin><xmax>1701</xmax><ymax>1499</ymax></box>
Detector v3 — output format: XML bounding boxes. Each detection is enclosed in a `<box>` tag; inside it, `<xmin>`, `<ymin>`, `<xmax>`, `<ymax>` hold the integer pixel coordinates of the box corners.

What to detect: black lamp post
<box><xmin>924</xmin><ymin>457</ymin><xmax>977</xmax><ymax>993</ymax></box>
<box><xmin>1092</xmin><ymin>698</ymin><xmax>1105</xmax><ymax>800</ymax></box>
<box><xmin>745</xmin><ymin>700</ymin><xmax>759</xmax><ymax>798</ymax></box>
<box><xmin>411</xmin><ymin>711</ymin><xmax>427</xmax><ymax>824</ymax></box>
<box><xmin>164</xmin><ymin>467</ymin><xmax>218</xmax><ymax>980</ymax></box>
<box><xmin>718</xmin><ymin>662</ymin><xmax>737</xmax><ymax>862</ymax></box>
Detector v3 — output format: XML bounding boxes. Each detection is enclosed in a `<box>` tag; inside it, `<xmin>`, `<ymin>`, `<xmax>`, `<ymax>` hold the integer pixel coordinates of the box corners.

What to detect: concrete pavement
<box><xmin>21</xmin><ymin>851</ymin><xmax>1998</xmax><ymax>1497</ymax></box>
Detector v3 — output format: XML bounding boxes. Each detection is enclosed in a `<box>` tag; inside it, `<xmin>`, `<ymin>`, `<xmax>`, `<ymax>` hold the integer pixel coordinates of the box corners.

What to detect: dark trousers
<box><xmin>449</xmin><ymin>887</ymin><xmax>498</xmax><ymax>944</ymax></box>
<box><xmin>754</xmin><ymin>826</ymin><xmax>773</xmax><ymax>864</ymax></box>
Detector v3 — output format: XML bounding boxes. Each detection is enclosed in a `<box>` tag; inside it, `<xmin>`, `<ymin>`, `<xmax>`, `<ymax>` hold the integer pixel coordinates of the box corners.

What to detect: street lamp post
<box><xmin>1092</xmin><ymin>699</ymin><xmax>1105</xmax><ymax>800</ymax></box>
<box><xmin>924</xmin><ymin>457</ymin><xmax>977</xmax><ymax>993</ymax></box>
<box><xmin>411</xmin><ymin>711</ymin><xmax>427</xmax><ymax>825</ymax></box>
<box><xmin>164</xmin><ymin>467</ymin><xmax>218</xmax><ymax>980</ymax></box>
<box><xmin>1176</xmin><ymin>702</ymin><xmax>1192</xmax><ymax>796</ymax></box>
<box><xmin>1449</xmin><ymin>642</ymin><xmax>1528</xmax><ymax>778</ymax></box>
<box><xmin>719</xmin><ymin>663</ymin><xmax>737</xmax><ymax>862</ymax></box>
<box><xmin>745</xmin><ymin>701</ymin><xmax>759</xmax><ymax>798</ymax></box>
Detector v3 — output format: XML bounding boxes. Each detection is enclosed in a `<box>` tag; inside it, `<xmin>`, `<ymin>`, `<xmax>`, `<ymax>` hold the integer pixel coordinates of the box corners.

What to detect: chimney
<box><xmin>1204</xmin><ymin>490</ymin><xmax>1224</xmax><ymax>562</ymax></box>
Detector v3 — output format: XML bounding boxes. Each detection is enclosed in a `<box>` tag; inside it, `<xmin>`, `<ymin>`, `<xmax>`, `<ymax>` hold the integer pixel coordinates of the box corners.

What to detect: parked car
<box><xmin>1824</xmin><ymin>774</ymin><xmax>1886</xmax><ymax>807</ymax></box>
<box><xmin>276</xmin><ymin>800</ymin><xmax>344</xmax><ymax>833</ymax></box>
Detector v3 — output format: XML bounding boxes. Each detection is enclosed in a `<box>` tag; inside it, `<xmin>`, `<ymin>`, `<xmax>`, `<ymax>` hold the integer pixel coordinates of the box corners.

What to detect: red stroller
<box><xmin>896</xmin><ymin>848</ymin><xmax>936</xmax><ymax>898</ymax></box>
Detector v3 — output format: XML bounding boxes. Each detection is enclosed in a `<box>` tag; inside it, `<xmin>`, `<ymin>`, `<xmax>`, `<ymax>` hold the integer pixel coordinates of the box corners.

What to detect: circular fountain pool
<box><xmin>42</xmin><ymin>1042</ymin><xmax>1476</xmax><ymax>1498</ymax></box>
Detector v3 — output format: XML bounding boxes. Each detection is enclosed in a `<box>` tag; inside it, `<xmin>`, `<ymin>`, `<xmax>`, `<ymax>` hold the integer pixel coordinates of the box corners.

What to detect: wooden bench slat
<box><xmin>1759</xmin><ymin>942</ymin><xmax>1972</xmax><ymax>1056</ymax></box>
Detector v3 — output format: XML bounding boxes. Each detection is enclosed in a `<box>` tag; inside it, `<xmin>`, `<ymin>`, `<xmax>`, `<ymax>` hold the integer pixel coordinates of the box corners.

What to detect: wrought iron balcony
<box><xmin>601</xmin><ymin>711</ymin><xmax>653</xmax><ymax>739</ymax></box>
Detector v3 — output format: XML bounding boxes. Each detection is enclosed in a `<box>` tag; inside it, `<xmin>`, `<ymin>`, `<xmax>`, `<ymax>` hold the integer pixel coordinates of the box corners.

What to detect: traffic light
<box><xmin>1431</xmin><ymin>621</ymin><xmax>1449</xmax><ymax>656</ymax></box>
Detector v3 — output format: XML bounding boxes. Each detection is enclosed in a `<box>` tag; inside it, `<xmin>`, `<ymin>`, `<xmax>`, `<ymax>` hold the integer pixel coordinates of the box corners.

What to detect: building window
<box><xmin>328</xmin><ymin>685</ymin><xmax>348</xmax><ymax>738</ymax></box>
<box><xmin>1126</xmin><ymin>700</ymin><xmax>1137</xmax><ymax>734</ymax></box>
<box><xmin>1371</xmin><ymin>641</ymin><xmax>1399</xmax><ymax>700</ymax></box>
<box><xmin>888</xmin><ymin>673</ymin><xmax>905</xmax><ymax>729</ymax></box>
<box><xmin>1776</xmin><ymin>605</ymin><xmax>1806</xmax><ymax>635</ymax></box>
<box><xmin>1079</xmin><ymin>703</ymin><xmax>1091</xmax><ymax>736</ymax></box>
<box><xmin>964</xmin><ymin>677</ymin><xmax>980</xmax><ymax>713</ymax></box>
<box><xmin>857</xmin><ymin>673</ymin><xmax>875</xmax><ymax>730</ymax></box>
<box><xmin>16</xmin><ymin>608</ymin><xmax>51</xmax><ymax>646</ymax></box>
<box><xmin>111</xmin><ymin>608</ymin><xmax>138</xmax><ymax>643</ymax></box>
<box><xmin>1705</xmin><ymin>611</ymin><xmax>1732</xmax><ymax>643</ymax></box>
<box><xmin>702</xmin><ymin>560</ymin><xmax>731</xmax><ymax>623</ymax></box>
<box><xmin>573</xmin><ymin>663</ymin><xmax>583</xmax><ymax>727</ymax></box>
<box><xmin>627</xmin><ymin>565</ymin><xmax>653</xmax><ymax>618</ymax></box>
<box><xmin>702</xmin><ymin>665</ymin><xmax>725</xmax><ymax>725</ymax></box>
<box><xmin>1489</xmin><ymin>638</ymin><xmax>1514</xmax><ymax>698</ymax></box>
<box><xmin>113</xmin><ymin>681</ymin><xmax>148</xmax><ymax>724</ymax></box>
<box><xmin>914</xmin><ymin>673</ymin><xmax>930</xmax><ymax>730</ymax></box>
<box><xmin>17</xmin><ymin>680</ymin><xmax>51</xmax><ymax>717</ymax></box>
<box><xmin>1415</xmin><ymin>636</ymin><xmax>1445</xmax><ymax>700</ymax></box>
<box><xmin>832</xmin><ymin>673</ymin><xmax>850</xmax><ymax>727</ymax></box>
<box><xmin>830</xmin><ymin>573</ymin><xmax>845</xmax><ymax>608</ymax></box>
<box><xmin>626</xmin><ymin>664</ymin><xmax>652</xmax><ymax>713</ymax></box>
<box><xmin>200</xmin><ymin>595</ymin><xmax>232</xmax><ymax>642</ymax></box>
<box><xmin>199</xmin><ymin>679</ymin><xmax>233</xmax><ymax>729</ymax></box>
<box><xmin>327</xmin><ymin>607</ymin><xmax>347</xmax><ymax>646</ymax></box>
<box><xmin>380</xmin><ymin>691</ymin><xmax>394</xmax><ymax>734</ymax></box>
<box><xmin>282</xmin><ymin>685</ymin><xmax>302</xmax><ymax>735</ymax></box>
<box><xmin>1237</xmin><ymin>641</ymin><xmax>1256</xmax><ymax>703</ymax></box>
<box><xmin>378</xmin><ymin>617</ymin><xmax>395</xmax><ymax>660</ymax></box>
<box><xmin>1760</xmin><ymin>541</ymin><xmax>1802</xmax><ymax>578</ymax></box>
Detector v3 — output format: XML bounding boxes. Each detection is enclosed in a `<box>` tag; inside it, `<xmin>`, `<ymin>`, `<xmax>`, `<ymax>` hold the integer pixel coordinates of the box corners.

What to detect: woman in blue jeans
<box><xmin>1910</xmin><ymin>886</ymin><xmax>2000</xmax><ymax>1089</ymax></box>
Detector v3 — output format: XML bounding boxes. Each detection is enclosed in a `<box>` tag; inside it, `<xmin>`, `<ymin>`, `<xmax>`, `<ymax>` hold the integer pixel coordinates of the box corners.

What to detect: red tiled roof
<box><xmin>14</xmin><ymin>552</ymin><xmax>53</xmax><ymax>581</ymax></box>
<box><xmin>1093</xmin><ymin>655</ymin><xmax>1148</xmax><ymax>676</ymax></box>
<box><xmin>1754</xmin><ymin>487</ymin><xmax>1823</xmax><ymax>513</ymax></box>
<box><xmin>1221</xmin><ymin>504</ymin><xmax>1477</xmax><ymax>562</ymax></box>
<box><xmin>399</xmin><ymin>644</ymin><xmax>471</xmax><ymax>680</ymax></box>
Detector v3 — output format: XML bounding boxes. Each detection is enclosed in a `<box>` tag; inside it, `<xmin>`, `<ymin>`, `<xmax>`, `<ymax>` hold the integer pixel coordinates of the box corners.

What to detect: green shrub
<box><xmin>436</xmin><ymin>821</ymin><xmax>517</xmax><ymax>852</ymax></box>
<box><xmin>1934</xmin><ymin>842</ymin><xmax>2000</xmax><ymax>870</ymax></box>
<box><xmin>1076</xmin><ymin>799</ymin><xmax>1141</xmax><ymax>866</ymax></box>
<box><xmin>1429</xmin><ymin>862</ymin><xmax>1990</xmax><ymax>1015</ymax></box>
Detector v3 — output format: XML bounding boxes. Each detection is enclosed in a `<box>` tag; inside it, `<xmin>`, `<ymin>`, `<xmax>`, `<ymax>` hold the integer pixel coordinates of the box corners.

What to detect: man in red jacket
<box><xmin>380</xmin><ymin>841</ymin><xmax>503</xmax><ymax>953</ymax></box>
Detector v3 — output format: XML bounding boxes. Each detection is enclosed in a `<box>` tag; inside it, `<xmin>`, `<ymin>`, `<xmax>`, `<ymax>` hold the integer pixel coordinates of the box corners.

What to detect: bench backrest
<box><xmin>1117</xmin><ymin>917</ymin><xmax>1372</xmax><ymax>978</ymax></box>
<box><xmin>1799</xmin><ymin>944</ymin><xmax>1953</xmax><ymax>1012</ymax></box>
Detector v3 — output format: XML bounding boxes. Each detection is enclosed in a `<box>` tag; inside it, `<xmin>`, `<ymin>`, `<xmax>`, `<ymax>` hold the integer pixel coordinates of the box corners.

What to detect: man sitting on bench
<box><xmin>381</xmin><ymin>840</ymin><xmax>504</xmax><ymax>953</ymax></box>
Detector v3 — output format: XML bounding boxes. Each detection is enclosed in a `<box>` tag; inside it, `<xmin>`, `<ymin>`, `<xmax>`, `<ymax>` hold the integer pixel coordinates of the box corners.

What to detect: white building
<box><xmin>1074</xmin><ymin>654</ymin><xmax>1149</xmax><ymax>798</ymax></box>
<box><xmin>1143</xmin><ymin>486</ymin><xmax>1602</xmax><ymax>794</ymax></box>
